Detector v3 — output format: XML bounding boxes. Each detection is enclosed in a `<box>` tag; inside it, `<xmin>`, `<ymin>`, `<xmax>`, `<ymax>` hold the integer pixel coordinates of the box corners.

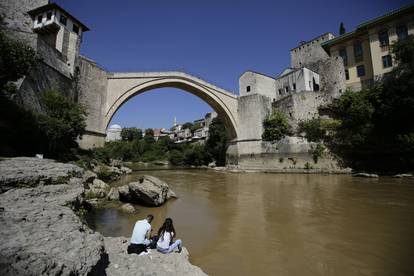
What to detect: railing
<box><xmin>109</xmin><ymin>67</ymin><xmax>237</xmax><ymax>95</ymax></box>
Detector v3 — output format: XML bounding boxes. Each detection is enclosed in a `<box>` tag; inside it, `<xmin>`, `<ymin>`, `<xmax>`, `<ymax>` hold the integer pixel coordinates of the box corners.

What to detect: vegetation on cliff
<box><xmin>299</xmin><ymin>35</ymin><xmax>414</xmax><ymax>172</ymax></box>
<box><xmin>262</xmin><ymin>108</ymin><xmax>290</xmax><ymax>142</ymax></box>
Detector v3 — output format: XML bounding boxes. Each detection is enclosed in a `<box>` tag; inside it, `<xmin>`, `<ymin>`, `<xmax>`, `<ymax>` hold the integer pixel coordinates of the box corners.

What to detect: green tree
<box><xmin>262</xmin><ymin>108</ymin><xmax>290</xmax><ymax>142</ymax></box>
<box><xmin>205</xmin><ymin>117</ymin><xmax>228</xmax><ymax>166</ymax></box>
<box><xmin>339</xmin><ymin>22</ymin><xmax>346</xmax><ymax>35</ymax></box>
<box><xmin>0</xmin><ymin>31</ymin><xmax>39</xmax><ymax>90</ymax></box>
<box><xmin>191</xmin><ymin>122</ymin><xmax>203</xmax><ymax>133</ymax></box>
<box><xmin>182</xmin><ymin>122</ymin><xmax>193</xmax><ymax>130</ymax></box>
<box><xmin>169</xmin><ymin>149</ymin><xmax>184</xmax><ymax>166</ymax></box>
<box><xmin>121</xmin><ymin>127</ymin><xmax>142</xmax><ymax>141</ymax></box>
<box><xmin>145</xmin><ymin>128</ymin><xmax>154</xmax><ymax>136</ymax></box>
<box><xmin>183</xmin><ymin>144</ymin><xmax>208</xmax><ymax>166</ymax></box>
<box><xmin>36</xmin><ymin>90</ymin><xmax>87</xmax><ymax>156</ymax></box>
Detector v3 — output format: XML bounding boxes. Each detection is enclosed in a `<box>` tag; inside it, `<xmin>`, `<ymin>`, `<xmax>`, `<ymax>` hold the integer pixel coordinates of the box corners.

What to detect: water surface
<box><xmin>85</xmin><ymin>170</ymin><xmax>414</xmax><ymax>276</ymax></box>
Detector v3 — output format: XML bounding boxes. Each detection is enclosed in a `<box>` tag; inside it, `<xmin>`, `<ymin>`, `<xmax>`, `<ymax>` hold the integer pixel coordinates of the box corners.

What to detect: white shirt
<box><xmin>131</xmin><ymin>219</ymin><xmax>151</xmax><ymax>244</ymax></box>
<box><xmin>157</xmin><ymin>231</ymin><xmax>174</xmax><ymax>249</ymax></box>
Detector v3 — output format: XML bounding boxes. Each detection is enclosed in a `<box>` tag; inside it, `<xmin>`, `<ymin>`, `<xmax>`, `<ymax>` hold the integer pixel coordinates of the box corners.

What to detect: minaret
<box><xmin>173</xmin><ymin>116</ymin><xmax>177</xmax><ymax>127</ymax></box>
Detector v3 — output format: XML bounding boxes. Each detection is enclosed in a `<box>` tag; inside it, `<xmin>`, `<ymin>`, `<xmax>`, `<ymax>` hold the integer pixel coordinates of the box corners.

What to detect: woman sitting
<box><xmin>156</xmin><ymin>218</ymin><xmax>182</xmax><ymax>254</ymax></box>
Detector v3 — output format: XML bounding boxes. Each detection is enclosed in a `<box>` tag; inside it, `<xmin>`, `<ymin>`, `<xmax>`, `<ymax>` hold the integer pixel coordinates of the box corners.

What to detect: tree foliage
<box><xmin>182</xmin><ymin>122</ymin><xmax>193</xmax><ymax>130</ymax></box>
<box><xmin>205</xmin><ymin>117</ymin><xmax>228</xmax><ymax>166</ymax></box>
<box><xmin>262</xmin><ymin>108</ymin><xmax>290</xmax><ymax>142</ymax></box>
<box><xmin>36</xmin><ymin>90</ymin><xmax>87</xmax><ymax>156</ymax></box>
<box><xmin>121</xmin><ymin>127</ymin><xmax>142</xmax><ymax>141</ymax></box>
<box><xmin>339</xmin><ymin>22</ymin><xmax>346</xmax><ymax>35</ymax></box>
<box><xmin>0</xmin><ymin>31</ymin><xmax>39</xmax><ymax>89</ymax></box>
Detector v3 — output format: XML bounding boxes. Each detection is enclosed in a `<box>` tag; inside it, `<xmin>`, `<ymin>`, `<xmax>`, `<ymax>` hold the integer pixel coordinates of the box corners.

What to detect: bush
<box><xmin>183</xmin><ymin>144</ymin><xmax>209</xmax><ymax>166</ymax></box>
<box><xmin>36</xmin><ymin>90</ymin><xmax>87</xmax><ymax>157</ymax></box>
<box><xmin>96</xmin><ymin>165</ymin><xmax>113</xmax><ymax>182</ymax></box>
<box><xmin>309</xmin><ymin>143</ymin><xmax>325</xmax><ymax>163</ymax></box>
<box><xmin>262</xmin><ymin>108</ymin><xmax>290</xmax><ymax>142</ymax></box>
<box><xmin>169</xmin><ymin>150</ymin><xmax>184</xmax><ymax>166</ymax></box>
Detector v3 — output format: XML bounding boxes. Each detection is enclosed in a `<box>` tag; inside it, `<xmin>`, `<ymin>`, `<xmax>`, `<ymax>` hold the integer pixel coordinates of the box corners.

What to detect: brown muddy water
<box><xmin>85</xmin><ymin>170</ymin><xmax>414</xmax><ymax>276</ymax></box>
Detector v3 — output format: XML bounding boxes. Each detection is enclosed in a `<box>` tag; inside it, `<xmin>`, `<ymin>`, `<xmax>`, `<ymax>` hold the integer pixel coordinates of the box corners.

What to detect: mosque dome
<box><xmin>108</xmin><ymin>124</ymin><xmax>122</xmax><ymax>130</ymax></box>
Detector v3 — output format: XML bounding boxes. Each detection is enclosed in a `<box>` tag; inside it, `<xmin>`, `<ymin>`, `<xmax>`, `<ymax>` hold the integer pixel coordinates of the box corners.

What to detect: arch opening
<box><xmin>105</xmin><ymin>77</ymin><xmax>238</xmax><ymax>140</ymax></box>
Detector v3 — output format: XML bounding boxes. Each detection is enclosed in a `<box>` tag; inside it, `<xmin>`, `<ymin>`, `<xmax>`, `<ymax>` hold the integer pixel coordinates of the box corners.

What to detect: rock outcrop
<box><xmin>0</xmin><ymin>157</ymin><xmax>83</xmax><ymax>193</ymax></box>
<box><xmin>0</xmin><ymin>158</ymin><xmax>106</xmax><ymax>276</ymax></box>
<box><xmin>0</xmin><ymin>158</ymin><xmax>203</xmax><ymax>276</ymax></box>
<box><xmin>104</xmin><ymin>237</ymin><xmax>207</xmax><ymax>276</ymax></box>
<box><xmin>118</xmin><ymin>175</ymin><xmax>176</xmax><ymax>206</ymax></box>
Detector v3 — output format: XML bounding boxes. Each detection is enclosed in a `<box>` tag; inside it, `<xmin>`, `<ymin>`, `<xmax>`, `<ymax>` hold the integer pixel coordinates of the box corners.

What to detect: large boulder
<box><xmin>107</xmin><ymin>187</ymin><xmax>120</xmax><ymax>201</ymax></box>
<box><xmin>104</xmin><ymin>237</ymin><xmax>207</xmax><ymax>276</ymax></box>
<box><xmin>83</xmin><ymin>170</ymin><xmax>98</xmax><ymax>185</ymax></box>
<box><xmin>0</xmin><ymin>157</ymin><xmax>83</xmax><ymax>193</ymax></box>
<box><xmin>119</xmin><ymin>203</ymin><xmax>135</xmax><ymax>214</ymax></box>
<box><xmin>86</xmin><ymin>179</ymin><xmax>110</xmax><ymax>199</ymax></box>
<box><xmin>0</xmin><ymin>158</ymin><xmax>107</xmax><ymax>276</ymax></box>
<box><xmin>118</xmin><ymin>175</ymin><xmax>176</xmax><ymax>206</ymax></box>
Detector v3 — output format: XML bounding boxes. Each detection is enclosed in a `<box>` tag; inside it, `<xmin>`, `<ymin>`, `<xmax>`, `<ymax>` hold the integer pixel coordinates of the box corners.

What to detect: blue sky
<box><xmin>55</xmin><ymin>0</ymin><xmax>411</xmax><ymax>130</ymax></box>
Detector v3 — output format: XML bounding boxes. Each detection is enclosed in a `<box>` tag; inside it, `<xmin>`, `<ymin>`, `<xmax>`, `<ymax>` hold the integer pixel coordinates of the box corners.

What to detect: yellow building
<box><xmin>322</xmin><ymin>4</ymin><xmax>414</xmax><ymax>90</ymax></box>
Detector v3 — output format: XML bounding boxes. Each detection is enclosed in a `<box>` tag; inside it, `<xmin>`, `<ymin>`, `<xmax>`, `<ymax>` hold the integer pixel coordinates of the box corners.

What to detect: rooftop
<box><xmin>27</xmin><ymin>3</ymin><xmax>90</xmax><ymax>31</ymax></box>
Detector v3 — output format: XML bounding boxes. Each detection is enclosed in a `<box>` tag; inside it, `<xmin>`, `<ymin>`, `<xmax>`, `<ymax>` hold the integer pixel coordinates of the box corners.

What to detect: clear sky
<box><xmin>55</xmin><ymin>0</ymin><xmax>411</xmax><ymax>130</ymax></box>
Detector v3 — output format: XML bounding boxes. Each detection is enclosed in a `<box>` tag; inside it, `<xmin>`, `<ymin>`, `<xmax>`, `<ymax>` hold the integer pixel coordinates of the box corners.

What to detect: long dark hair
<box><xmin>157</xmin><ymin>218</ymin><xmax>176</xmax><ymax>240</ymax></box>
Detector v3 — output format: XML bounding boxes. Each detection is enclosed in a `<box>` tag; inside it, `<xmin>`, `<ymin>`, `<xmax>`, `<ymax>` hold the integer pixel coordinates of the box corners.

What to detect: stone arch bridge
<box><xmin>78</xmin><ymin>67</ymin><xmax>241</xmax><ymax>149</ymax></box>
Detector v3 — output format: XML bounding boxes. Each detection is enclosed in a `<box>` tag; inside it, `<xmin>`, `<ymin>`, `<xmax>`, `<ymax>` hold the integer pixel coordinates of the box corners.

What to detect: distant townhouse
<box><xmin>321</xmin><ymin>4</ymin><xmax>414</xmax><ymax>90</ymax></box>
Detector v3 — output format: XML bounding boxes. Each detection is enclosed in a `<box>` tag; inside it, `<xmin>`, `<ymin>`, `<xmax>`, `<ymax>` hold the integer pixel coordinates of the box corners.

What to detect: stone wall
<box><xmin>229</xmin><ymin>137</ymin><xmax>348</xmax><ymax>173</ymax></box>
<box><xmin>290</xmin><ymin>33</ymin><xmax>335</xmax><ymax>70</ymax></box>
<box><xmin>237</xmin><ymin>93</ymin><xmax>272</xmax><ymax>141</ymax></box>
<box><xmin>77</xmin><ymin>56</ymin><xmax>108</xmax><ymax>148</ymax></box>
<box><xmin>239</xmin><ymin>71</ymin><xmax>275</xmax><ymax>99</ymax></box>
<box><xmin>0</xmin><ymin>0</ymin><xmax>48</xmax><ymax>47</ymax></box>
<box><xmin>16</xmin><ymin>62</ymin><xmax>75</xmax><ymax>112</ymax></box>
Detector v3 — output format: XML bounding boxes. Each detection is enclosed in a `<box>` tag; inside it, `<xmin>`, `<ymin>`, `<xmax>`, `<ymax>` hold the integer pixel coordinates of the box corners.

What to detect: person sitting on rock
<box><xmin>156</xmin><ymin>218</ymin><xmax>182</xmax><ymax>254</ymax></box>
<box><xmin>127</xmin><ymin>214</ymin><xmax>154</xmax><ymax>255</ymax></box>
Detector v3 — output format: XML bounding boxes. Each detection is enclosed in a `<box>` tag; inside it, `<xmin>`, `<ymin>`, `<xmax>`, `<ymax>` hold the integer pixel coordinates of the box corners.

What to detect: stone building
<box><xmin>321</xmin><ymin>4</ymin><xmax>414</xmax><ymax>91</ymax></box>
<box><xmin>105</xmin><ymin>124</ymin><xmax>122</xmax><ymax>142</ymax></box>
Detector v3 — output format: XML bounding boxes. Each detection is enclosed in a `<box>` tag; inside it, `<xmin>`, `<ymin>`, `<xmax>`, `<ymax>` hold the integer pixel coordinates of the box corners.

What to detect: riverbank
<box><xmin>0</xmin><ymin>157</ymin><xmax>206</xmax><ymax>275</ymax></box>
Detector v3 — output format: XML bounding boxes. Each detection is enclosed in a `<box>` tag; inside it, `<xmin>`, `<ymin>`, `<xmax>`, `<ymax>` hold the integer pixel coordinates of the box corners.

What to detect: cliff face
<box><xmin>0</xmin><ymin>157</ymin><xmax>206</xmax><ymax>276</ymax></box>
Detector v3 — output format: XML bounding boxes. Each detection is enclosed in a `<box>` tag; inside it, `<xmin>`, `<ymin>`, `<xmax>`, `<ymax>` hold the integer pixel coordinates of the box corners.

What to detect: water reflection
<box><xmin>85</xmin><ymin>170</ymin><xmax>414</xmax><ymax>276</ymax></box>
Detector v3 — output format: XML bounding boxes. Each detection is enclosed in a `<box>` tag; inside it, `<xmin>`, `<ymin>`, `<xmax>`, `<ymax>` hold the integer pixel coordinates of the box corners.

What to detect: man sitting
<box><xmin>127</xmin><ymin>214</ymin><xmax>154</xmax><ymax>255</ymax></box>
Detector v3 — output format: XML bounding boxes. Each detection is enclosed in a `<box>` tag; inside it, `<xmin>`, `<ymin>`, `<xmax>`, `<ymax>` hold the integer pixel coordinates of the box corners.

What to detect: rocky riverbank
<box><xmin>0</xmin><ymin>157</ymin><xmax>206</xmax><ymax>275</ymax></box>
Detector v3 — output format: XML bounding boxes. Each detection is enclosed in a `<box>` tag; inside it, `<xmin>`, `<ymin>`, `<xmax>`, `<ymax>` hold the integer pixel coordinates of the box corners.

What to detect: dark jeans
<box><xmin>127</xmin><ymin>243</ymin><xmax>147</xmax><ymax>255</ymax></box>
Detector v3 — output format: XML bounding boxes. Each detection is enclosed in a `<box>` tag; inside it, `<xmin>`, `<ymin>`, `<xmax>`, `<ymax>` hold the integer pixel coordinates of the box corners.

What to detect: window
<box><xmin>278</xmin><ymin>89</ymin><xmax>283</xmax><ymax>95</ymax></box>
<box><xmin>354</xmin><ymin>42</ymin><xmax>363</xmax><ymax>62</ymax></box>
<box><xmin>285</xmin><ymin>86</ymin><xmax>290</xmax><ymax>93</ymax></box>
<box><xmin>46</xmin><ymin>12</ymin><xmax>52</xmax><ymax>20</ymax></box>
<box><xmin>60</xmin><ymin>15</ymin><xmax>67</xmax><ymax>26</ymax></box>
<box><xmin>357</xmin><ymin>65</ymin><xmax>365</xmax><ymax>77</ymax></box>
<box><xmin>378</xmin><ymin>30</ymin><xmax>389</xmax><ymax>47</ymax></box>
<box><xmin>37</xmin><ymin>15</ymin><xmax>43</xmax><ymax>23</ymax></box>
<box><xmin>292</xmin><ymin>83</ymin><xmax>296</xmax><ymax>90</ymax></box>
<box><xmin>246</xmin><ymin>86</ymin><xmax>251</xmax><ymax>92</ymax></box>
<box><xmin>382</xmin><ymin>55</ymin><xmax>392</xmax><ymax>68</ymax></box>
<box><xmin>73</xmin><ymin>24</ymin><xmax>79</xmax><ymax>34</ymax></box>
<box><xmin>339</xmin><ymin>48</ymin><xmax>348</xmax><ymax>66</ymax></box>
<box><xmin>345</xmin><ymin>69</ymin><xmax>349</xmax><ymax>80</ymax></box>
<box><xmin>396</xmin><ymin>24</ymin><xmax>408</xmax><ymax>40</ymax></box>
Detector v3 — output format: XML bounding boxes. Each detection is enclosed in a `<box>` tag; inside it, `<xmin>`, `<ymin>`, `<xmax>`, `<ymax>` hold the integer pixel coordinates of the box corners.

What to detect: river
<box><xmin>85</xmin><ymin>169</ymin><xmax>414</xmax><ymax>276</ymax></box>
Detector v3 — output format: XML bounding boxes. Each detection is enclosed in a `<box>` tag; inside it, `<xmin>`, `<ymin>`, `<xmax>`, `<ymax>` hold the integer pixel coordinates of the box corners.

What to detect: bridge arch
<box><xmin>104</xmin><ymin>72</ymin><xmax>239</xmax><ymax>140</ymax></box>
